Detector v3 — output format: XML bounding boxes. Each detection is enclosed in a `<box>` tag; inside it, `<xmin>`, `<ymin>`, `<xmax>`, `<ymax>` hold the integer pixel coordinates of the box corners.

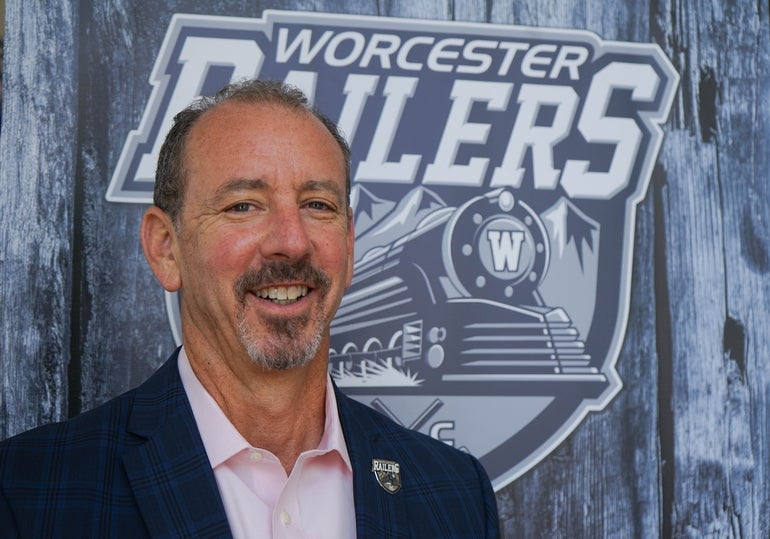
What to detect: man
<box><xmin>0</xmin><ymin>79</ymin><xmax>500</xmax><ymax>537</ymax></box>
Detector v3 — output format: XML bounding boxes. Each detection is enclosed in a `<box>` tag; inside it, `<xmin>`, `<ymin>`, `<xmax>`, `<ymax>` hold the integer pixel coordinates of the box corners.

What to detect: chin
<box><xmin>239</xmin><ymin>330</ymin><xmax>323</xmax><ymax>371</ymax></box>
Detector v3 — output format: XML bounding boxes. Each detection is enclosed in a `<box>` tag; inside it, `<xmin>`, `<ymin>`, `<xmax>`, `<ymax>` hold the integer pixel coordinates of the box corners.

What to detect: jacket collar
<box><xmin>122</xmin><ymin>349</ymin><xmax>233</xmax><ymax>538</ymax></box>
<box><xmin>334</xmin><ymin>383</ymin><xmax>409</xmax><ymax>537</ymax></box>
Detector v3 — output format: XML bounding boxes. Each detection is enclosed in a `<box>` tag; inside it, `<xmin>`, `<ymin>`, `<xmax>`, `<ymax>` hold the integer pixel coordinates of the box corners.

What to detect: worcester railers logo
<box><xmin>107</xmin><ymin>10</ymin><xmax>678</xmax><ymax>490</ymax></box>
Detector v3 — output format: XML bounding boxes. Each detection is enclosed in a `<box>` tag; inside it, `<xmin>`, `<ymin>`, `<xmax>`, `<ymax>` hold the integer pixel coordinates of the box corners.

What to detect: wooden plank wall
<box><xmin>1</xmin><ymin>1</ymin><xmax>768</xmax><ymax>536</ymax></box>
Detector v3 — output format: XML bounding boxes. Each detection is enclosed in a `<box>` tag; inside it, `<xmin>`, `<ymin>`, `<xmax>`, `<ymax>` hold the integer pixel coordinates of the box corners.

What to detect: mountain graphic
<box><xmin>351</xmin><ymin>184</ymin><xmax>397</xmax><ymax>237</ymax></box>
<box><xmin>354</xmin><ymin>186</ymin><xmax>454</xmax><ymax>263</ymax></box>
<box><xmin>539</xmin><ymin>197</ymin><xmax>600</xmax><ymax>338</ymax></box>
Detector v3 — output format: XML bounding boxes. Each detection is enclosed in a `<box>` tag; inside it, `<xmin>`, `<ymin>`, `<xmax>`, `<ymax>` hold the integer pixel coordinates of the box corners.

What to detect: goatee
<box><xmin>234</xmin><ymin>260</ymin><xmax>331</xmax><ymax>370</ymax></box>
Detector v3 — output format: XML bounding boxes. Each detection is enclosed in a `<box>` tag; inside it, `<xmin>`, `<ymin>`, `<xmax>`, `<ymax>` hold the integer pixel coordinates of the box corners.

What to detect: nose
<box><xmin>259</xmin><ymin>205</ymin><xmax>311</xmax><ymax>261</ymax></box>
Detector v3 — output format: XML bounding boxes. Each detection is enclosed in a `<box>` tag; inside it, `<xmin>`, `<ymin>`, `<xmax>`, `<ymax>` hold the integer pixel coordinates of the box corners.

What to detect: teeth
<box><xmin>256</xmin><ymin>285</ymin><xmax>309</xmax><ymax>304</ymax></box>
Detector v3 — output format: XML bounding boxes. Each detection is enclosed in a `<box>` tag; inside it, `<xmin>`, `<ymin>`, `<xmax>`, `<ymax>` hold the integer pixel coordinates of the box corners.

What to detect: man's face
<box><xmin>170</xmin><ymin>101</ymin><xmax>353</xmax><ymax>370</ymax></box>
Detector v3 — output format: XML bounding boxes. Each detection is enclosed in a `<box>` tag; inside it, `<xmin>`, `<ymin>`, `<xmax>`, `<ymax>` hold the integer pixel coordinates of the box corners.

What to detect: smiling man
<box><xmin>0</xmin><ymin>79</ymin><xmax>500</xmax><ymax>538</ymax></box>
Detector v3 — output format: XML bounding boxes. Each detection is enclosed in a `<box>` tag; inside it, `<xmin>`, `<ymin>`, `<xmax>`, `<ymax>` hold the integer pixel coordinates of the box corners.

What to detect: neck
<box><xmin>184</xmin><ymin>342</ymin><xmax>329</xmax><ymax>475</ymax></box>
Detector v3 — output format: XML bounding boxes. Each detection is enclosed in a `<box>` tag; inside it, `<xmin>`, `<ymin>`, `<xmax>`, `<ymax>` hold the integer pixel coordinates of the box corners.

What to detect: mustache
<box><xmin>235</xmin><ymin>260</ymin><xmax>331</xmax><ymax>301</ymax></box>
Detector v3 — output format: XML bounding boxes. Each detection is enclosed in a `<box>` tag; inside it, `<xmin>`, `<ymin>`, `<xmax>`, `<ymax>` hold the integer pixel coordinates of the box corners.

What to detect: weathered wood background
<box><xmin>1</xmin><ymin>1</ymin><xmax>768</xmax><ymax>537</ymax></box>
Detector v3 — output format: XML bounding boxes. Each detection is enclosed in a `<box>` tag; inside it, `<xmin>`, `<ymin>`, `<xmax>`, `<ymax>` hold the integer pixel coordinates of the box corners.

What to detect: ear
<box><xmin>140</xmin><ymin>206</ymin><xmax>182</xmax><ymax>292</ymax></box>
<box><xmin>345</xmin><ymin>206</ymin><xmax>355</xmax><ymax>288</ymax></box>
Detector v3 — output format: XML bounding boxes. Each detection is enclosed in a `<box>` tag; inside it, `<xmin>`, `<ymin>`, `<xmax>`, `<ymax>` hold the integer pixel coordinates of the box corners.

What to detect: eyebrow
<box><xmin>212</xmin><ymin>178</ymin><xmax>345</xmax><ymax>206</ymax></box>
<box><xmin>212</xmin><ymin>178</ymin><xmax>268</xmax><ymax>202</ymax></box>
<box><xmin>303</xmin><ymin>180</ymin><xmax>346</xmax><ymax>205</ymax></box>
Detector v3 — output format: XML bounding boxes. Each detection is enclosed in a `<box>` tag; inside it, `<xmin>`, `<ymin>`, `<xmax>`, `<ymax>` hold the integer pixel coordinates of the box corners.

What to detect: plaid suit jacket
<box><xmin>0</xmin><ymin>350</ymin><xmax>499</xmax><ymax>538</ymax></box>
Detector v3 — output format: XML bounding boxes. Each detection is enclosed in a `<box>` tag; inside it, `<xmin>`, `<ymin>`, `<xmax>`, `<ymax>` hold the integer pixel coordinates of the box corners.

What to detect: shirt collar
<box><xmin>177</xmin><ymin>346</ymin><xmax>352</xmax><ymax>471</ymax></box>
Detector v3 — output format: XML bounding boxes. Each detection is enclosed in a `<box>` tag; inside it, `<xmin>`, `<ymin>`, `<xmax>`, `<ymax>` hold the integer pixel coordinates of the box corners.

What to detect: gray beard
<box><xmin>233</xmin><ymin>260</ymin><xmax>332</xmax><ymax>370</ymax></box>
<box><xmin>237</xmin><ymin>309</ymin><xmax>325</xmax><ymax>371</ymax></box>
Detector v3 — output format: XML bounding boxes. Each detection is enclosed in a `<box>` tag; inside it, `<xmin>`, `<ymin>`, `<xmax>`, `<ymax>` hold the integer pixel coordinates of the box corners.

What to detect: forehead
<box><xmin>184</xmin><ymin>101</ymin><xmax>346</xmax><ymax>187</ymax></box>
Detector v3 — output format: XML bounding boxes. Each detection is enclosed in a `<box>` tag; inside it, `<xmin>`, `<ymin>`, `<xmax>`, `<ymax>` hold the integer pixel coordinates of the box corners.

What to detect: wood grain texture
<box><xmin>0</xmin><ymin>0</ymin><xmax>78</xmax><ymax>437</ymax></box>
<box><xmin>1</xmin><ymin>0</ymin><xmax>769</xmax><ymax>536</ymax></box>
<box><xmin>657</xmin><ymin>1</ymin><xmax>769</xmax><ymax>537</ymax></box>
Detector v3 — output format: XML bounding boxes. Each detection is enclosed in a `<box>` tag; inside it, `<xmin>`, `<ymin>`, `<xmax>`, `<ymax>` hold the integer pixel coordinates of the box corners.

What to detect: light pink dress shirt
<box><xmin>178</xmin><ymin>348</ymin><xmax>356</xmax><ymax>539</ymax></box>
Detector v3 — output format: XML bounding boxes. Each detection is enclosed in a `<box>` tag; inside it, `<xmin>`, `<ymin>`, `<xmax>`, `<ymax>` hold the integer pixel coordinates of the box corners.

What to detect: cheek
<box><xmin>188</xmin><ymin>229</ymin><xmax>257</xmax><ymax>280</ymax></box>
<box><xmin>319</xmin><ymin>236</ymin><xmax>354</xmax><ymax>285</ymax></box>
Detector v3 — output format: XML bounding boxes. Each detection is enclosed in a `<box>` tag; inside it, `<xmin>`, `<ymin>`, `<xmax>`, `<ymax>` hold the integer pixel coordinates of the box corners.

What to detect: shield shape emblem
<box><xmin>372</xmin><ymin>459</ymin><xmax>402</xmax><ymax>494</ymax></box>
<box><xmin>107</xmin><ymin>10</ymin><xmax>679</xmax><ymax>489</ymax></box>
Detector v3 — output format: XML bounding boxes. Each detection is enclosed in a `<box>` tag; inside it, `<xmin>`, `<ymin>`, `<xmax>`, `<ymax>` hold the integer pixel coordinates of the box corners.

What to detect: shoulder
<box><xmin>0</xmin><ymin>384</ymin><xmax>140</xmax><ymax>537</ymax></box>
<box><xmin>0</xmin><ymin>353</ymin><xmax>181</xmax><ymax>476</ymax></box>
<box><xmin>0</xmin><ymin>384</ymin><xmax>135</xmax><ymax>477</ymax></box>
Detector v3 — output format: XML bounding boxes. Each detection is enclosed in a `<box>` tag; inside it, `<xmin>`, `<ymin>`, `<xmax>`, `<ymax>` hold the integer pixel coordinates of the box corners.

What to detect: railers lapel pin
<box><xmin>372</xmin><ymin>459</ymin><xmax>401</xmax><ymax>494</ymax></box>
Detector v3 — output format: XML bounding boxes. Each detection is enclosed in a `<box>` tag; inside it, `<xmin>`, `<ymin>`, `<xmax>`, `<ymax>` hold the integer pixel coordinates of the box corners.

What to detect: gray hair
<box><xmin>154</xmin><ymin>79</ymin><xmax>351</xmax><ymax>224</ymax></box>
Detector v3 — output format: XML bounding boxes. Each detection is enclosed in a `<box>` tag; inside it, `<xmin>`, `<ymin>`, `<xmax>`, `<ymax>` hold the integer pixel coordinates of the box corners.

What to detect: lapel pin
<box><xmin>372</xmin><ymin>458</ymin><xmax>401</xmax><ymax>494</ymax></box>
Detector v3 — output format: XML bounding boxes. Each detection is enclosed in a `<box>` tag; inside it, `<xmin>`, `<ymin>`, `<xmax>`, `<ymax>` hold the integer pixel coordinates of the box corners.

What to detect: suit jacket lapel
<box><xmin>335</xmin><ymin>385</ymin><xmax>409</xmax><ymax>538</ymax></box>
<box><xmin>122</xmin><ymin>352</ymin><xmax>232</xmax><ymax>539</ymax></box>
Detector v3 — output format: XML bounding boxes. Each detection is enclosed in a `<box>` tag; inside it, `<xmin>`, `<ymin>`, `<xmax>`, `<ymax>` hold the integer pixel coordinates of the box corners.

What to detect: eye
<box><xmin>306</xmin><ymin>200</ymin><xmax>334</xmax><ymax>211</ymax></box>
<box><xmin>227</xmin><ymin>202</ymin><xmax>253</xmax><ymax>213</ymax></box>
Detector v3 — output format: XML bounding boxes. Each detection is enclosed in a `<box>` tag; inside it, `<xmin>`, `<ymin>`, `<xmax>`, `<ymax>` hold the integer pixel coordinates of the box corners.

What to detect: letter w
<box><xmin>487</xmin><ymin>230</ymin><xmax>525</xmax><ymax>272</ymax></box>
<box><xmin>276</xmin><ymin>28</ymin><xmax>334</xmax><ymax>63</ymax></box>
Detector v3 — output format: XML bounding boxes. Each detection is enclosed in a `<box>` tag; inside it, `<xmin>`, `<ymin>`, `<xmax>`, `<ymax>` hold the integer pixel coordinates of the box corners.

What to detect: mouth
<box><xmin>254</xmin><ymin>285</ymin><xmax>310</xmax><ymax>305</ymax></box>
<box><xmin>236</xmin><ymin>261</ymin><xmax>330</xmax><ymax>309</ymax></box>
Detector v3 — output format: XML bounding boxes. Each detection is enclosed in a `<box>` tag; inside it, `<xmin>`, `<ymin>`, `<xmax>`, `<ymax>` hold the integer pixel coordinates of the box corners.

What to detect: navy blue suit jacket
<box><xmin>0</xmin><ymin>351</ymin><xmax>500</xmax><ymax>537</ymax></box>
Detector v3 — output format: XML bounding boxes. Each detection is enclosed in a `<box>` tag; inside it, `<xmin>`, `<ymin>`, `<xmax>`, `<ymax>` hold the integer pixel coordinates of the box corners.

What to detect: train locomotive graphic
<box><xmin>329</xmin><ymin>185</ymin><xmax>608</xmax><ymax>398</ymax></box>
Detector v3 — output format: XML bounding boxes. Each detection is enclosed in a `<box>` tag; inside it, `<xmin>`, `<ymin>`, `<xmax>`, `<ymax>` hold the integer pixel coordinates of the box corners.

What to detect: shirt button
<box><xmin>280</xmin><ymin>510</ymin><xmax>291</xmax><ymax>526</ymax></box>
<box><xmin>249</xmin><ymin>451</ymin><xmax>263</xmax><ymax>461</ymax></box>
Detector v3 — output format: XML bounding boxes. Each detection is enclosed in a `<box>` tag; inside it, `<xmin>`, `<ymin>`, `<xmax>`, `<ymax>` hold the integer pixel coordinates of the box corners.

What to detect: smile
<box><xmin>255</xmin><ymin>285</ymin><xmax>309</xmax><ymax>305</ymax></box>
